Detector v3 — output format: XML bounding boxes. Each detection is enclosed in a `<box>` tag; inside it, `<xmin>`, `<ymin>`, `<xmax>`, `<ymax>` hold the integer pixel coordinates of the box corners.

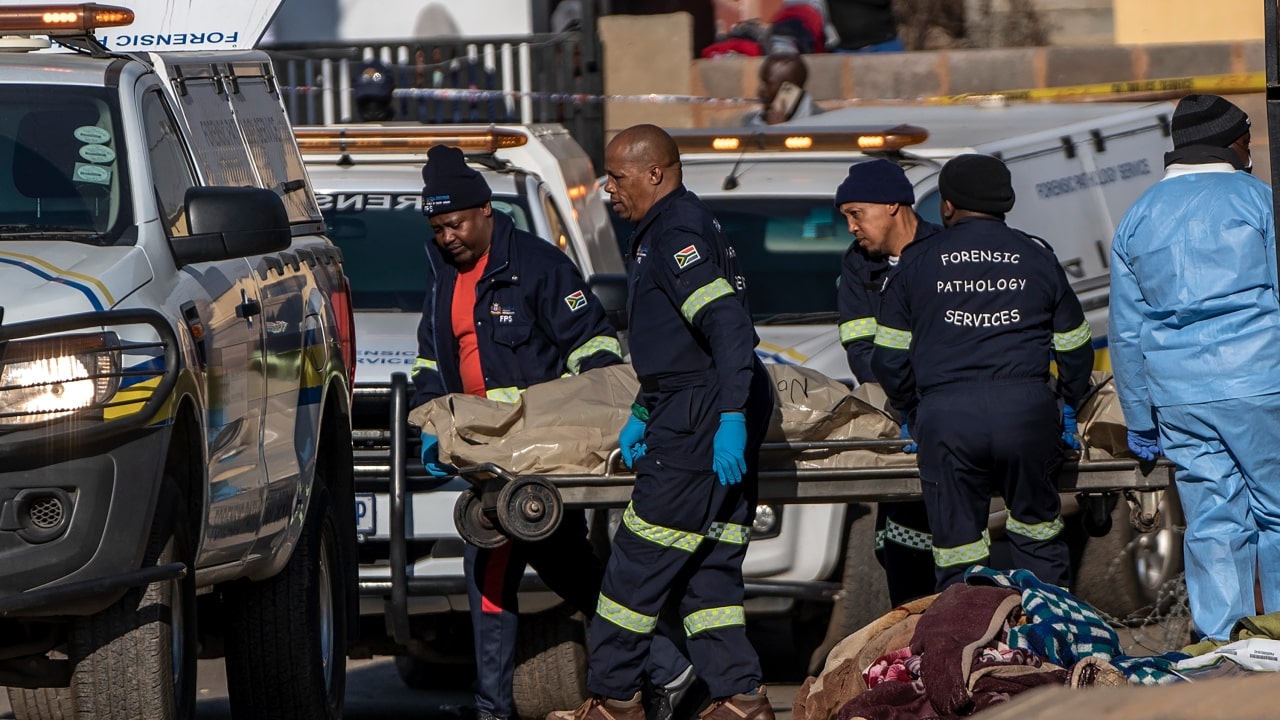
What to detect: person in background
<box><xmin>1108</xmin><ymin>93</ymin><xmax>1280</xmax><ymax>642</ymax></box>
<box><xmin>827</xmin><ymin>0</ymin><xmax>905</xmax><ymax>52</ymax></box>
<box><xmin>872</xmin><ymin>153</ymin><xmax>1093</xmax><ymax>591</ymax></box>
<box><xmin>834</xmin><ymin>158</ymin><xmax>941</xmax><ymax>606</ymax></box>
<box><xmin>742</xmin><ymin>52</ymin><xmax>823</xmax><ymax>126</ymax></box>
<box><xmin>409</xmin><ymin>145</ymin><xmax>695</xmax><ymax>720</ymax></box>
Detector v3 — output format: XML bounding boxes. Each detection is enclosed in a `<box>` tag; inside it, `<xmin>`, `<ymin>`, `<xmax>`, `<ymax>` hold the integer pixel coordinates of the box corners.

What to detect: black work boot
<box><xmin>647</xmin><ymin>666</ymin><xmax>710</xmax><ymax>720</ymax></box>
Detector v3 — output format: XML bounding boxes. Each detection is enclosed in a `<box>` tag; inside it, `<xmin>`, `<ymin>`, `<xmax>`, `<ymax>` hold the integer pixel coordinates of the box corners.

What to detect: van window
<box><xmin>540</xmin><ymin>191</ymin><xmax>580</xmax><ymax>266</ymax></box>
<box><xmin>320</xmin><ymin>193</ymin><xmax>533</xmax><ymax>311</ymax></box>
<box><xmin>0</xmin><ymin>86</ymin><xmax>131</xmax><ymax>243</ymax></box>
<box><xmin>915</xmin><ymin>190</ymin><xmax>943</xmax><ymax>226</ymax></box>
<box><xmin>142</xmin><ymin>91</ymin><xmax>197</xmax><ymax>238</ymax></box>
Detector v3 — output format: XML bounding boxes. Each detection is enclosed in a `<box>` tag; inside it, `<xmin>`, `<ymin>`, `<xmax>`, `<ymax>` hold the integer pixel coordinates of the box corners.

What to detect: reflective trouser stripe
<box><xmin>680</xmin><ymin>278</ymin><xmax>734</xmax><ymax>323</ymax></box>
<box><xmin>1053</xmin><ymin>319</ymin><xmax>1092</xmax><ymax>352</ymax></box>
<box><xmin>885</xmin><ymin>517</ymin><xmax>932</xmax><ymax>551</ymax></box>
<box><xmin>566</xmin><ymin>335</ymin><xmax>623</xmax><ymax>374</ymax></box>
<box><xmin>623</xmin><ymin>503</ymin><xmax>752</xmax><ymax>552</ymax></box>
<box><xmin>683</xmin><ymin>606</ymin><xmax>746</xmax><ymax>636</ymax></box>
<box><xmin>485</xmin><ymin>386</ymin><xmax>524</xmax><ymax>404</ymax></box>
<box><xmin>706</xmin><ymin>520</ymin><xmax>751</xmax><ymax>545</ymax></box>
<box><xmin>933</xmin><ymin>529</ymin><xmax>991</xmax><ymax>567</ymax></box>
<box><xmin>873</xmin><ymin>324</ymin><xmax>912</xmax><ymax>350</ymax></box>
<box><xmin>875</xmin><ymin>529</ymin><xmax>886</xmax><ymax>552</ymax></box>
<box><xmin>1006</xmin><ymin>515</ymin><xmax>1065</xmax><ymax>541</ymax></box>
<box><xmin>412</xmin><ymin>357</ymin><xmax>438</xmax><ymax>377</ymax></box>
<box><xmin>597</xmin><ymin>594</ymin><xmax>657</xmax><ymax>634</ymax></box>
<box><xmin>840</xmin><ymin>317</ymin><xmax>877</xmax><ymax>343</ymax></box>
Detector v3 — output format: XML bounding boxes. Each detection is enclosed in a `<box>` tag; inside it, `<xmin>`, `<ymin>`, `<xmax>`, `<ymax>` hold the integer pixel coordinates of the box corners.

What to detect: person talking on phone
<box><xmin>742</xmin><ymin>52</ymin><xmax>824</xmax><ymax>126</ymax></box>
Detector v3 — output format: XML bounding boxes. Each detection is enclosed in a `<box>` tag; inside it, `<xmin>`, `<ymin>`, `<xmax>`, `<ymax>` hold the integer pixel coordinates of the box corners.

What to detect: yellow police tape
<box><xmin>926</xmin><ymin>71</ymin><xmax>1266</xmax><ymax>105</ymax></box>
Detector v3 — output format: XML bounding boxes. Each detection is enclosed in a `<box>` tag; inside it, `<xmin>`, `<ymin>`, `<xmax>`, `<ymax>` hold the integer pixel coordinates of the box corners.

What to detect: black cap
<box><xmin>421</xmin><ymin>145</ymin><xmax>492</xmax><ymax>217</ymax></box>
<box><xmin>1171</xmin><ymin>94</ymin><xmax>1250</xmax><ymax>149</ymax></box>
<box><xmin>834</xmin><ymin>159</ymin><xmax>914</xmax><ymax>207</ymax></box>
<box><xmin>938</xmin><ymin>154</ymin><xmax>1015</xmax><ymax>214</ymax></box>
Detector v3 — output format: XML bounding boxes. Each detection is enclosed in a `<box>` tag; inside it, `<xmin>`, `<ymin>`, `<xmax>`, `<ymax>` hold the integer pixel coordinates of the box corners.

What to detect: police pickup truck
<box><xmin>0</xmin><ymin>4</ymin><xmax>358</xmax><ymax>720</ymax></box>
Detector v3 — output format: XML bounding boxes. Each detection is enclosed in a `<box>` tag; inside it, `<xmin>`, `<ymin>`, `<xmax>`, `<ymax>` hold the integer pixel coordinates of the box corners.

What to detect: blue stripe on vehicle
<box><xmin>0</xmin><ymin>256</ymin><xmax>104</xmax><ymax>311</ymax></box>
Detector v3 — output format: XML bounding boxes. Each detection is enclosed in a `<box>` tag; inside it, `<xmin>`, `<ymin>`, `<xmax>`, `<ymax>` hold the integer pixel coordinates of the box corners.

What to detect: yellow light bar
<box><xmin>294</xmin><ymin>127</ymin><xmax>528</xmax><ymax>154</ymax></box>
<box><xmin>0</xmin><ymin>3</ymin><xmax>133</xmax><ymax>34</ymax></box>
<box><xmin>674</xmin><ymin>125</ymin><xmax>929</xmax><ymax>154</ymax></box>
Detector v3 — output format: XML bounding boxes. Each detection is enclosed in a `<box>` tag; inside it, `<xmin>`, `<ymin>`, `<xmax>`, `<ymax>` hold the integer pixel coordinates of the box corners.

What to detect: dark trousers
<box><xmin>914</xmin><ymin>381</ymin><xmax>1069</xmax><ymax>590</ymax></box>
<box><xmin>588</xmin><ymin>364</ymin><xmax>773</xmax><ymax>700</ymax></box>
<box><xmin>874</xmin><ymin>501</ymin><xmax>936</xmax><ymax>606</ymax></box>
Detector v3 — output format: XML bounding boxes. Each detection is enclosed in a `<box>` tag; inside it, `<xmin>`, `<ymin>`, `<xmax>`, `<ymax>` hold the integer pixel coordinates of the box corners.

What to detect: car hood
<box><xmin>755</xmin><ymin>325</ymin><xmax>852</xmax><ymax>386</ymax></box>
<box><xmin>0</xmin><ymin>244</ymin><xmax>152</xmax><ymax>322</ymax></box>
<box><xmin>352</xmin><ymin>311</ymin><xmax>421</xmax><ymax>385</ymax></box>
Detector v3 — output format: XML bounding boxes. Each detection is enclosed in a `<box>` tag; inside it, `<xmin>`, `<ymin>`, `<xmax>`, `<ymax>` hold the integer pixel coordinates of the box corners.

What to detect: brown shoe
<box><xmin>697</xmin><ymin>686</ymin><xmax>774</xmax><ymax>720</ymax></box>
<box><xmin>546</xmin><ymin>693</ymin><xmax>645</xmax><ymax>720</ymax></box>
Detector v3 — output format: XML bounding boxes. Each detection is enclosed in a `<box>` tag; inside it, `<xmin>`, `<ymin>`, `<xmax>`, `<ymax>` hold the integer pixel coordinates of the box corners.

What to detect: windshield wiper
<box><xmin>755</xmin><ymin>311</ymin><xmax>840</xmax><ymax>325</ymax></box>
<box><xmin>0</xmin><ymin>224</ymin><xmax>101</xmax><ymax>238</ymax></box>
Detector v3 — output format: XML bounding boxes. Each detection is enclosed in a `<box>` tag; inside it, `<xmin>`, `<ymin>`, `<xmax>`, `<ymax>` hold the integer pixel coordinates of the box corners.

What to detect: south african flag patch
<box><xmin>564</xmin><ymin>290</ymin><xmax>587</xmax><ymax>312</ymax></box>
<box><xmin>674</xmin><ymin>244</ymin><xmax>701</xmax><ymax>269</ymax></box>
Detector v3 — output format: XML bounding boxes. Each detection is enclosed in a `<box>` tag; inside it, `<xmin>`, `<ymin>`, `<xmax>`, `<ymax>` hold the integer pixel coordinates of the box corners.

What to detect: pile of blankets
<box><xmin>794</xmin><ymin>567</ymin><xmax>1189</xmax><ymax>720</ymax></box>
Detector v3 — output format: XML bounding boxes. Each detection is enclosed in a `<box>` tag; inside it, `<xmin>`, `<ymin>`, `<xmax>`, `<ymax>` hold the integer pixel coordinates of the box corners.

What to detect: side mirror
<box><xmin>589</xmin><ymin>273</ymin><xmax>628</xmax><ymax>332</ymax></box>
<box><xmin>170</xmin><ymin>186</ymin><xmax>291</xmax><ymax>266</ymax></box>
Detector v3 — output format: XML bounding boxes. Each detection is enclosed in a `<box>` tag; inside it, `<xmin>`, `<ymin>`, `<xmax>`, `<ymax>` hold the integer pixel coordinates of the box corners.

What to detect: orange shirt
<box><xmin>450</xmin><ymin>253</ymin><xmax>489</xmax><ymax>397</ymax></box>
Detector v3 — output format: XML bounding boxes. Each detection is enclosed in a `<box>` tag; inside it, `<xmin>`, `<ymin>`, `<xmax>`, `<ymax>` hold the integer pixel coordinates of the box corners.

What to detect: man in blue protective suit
<box><xmin>871</xmin><ymin>153</ymin><xmax>1094</xmax><ymax>591</ymax></box>
<box><xmin>552</xmin><ymin>124</ymin><xmax>777</xmax><ymax>720</ymax></box>
<box><xmin>835</xmin><ymin>158</ymin><xmax>941</xmax><ymax>606</ymax></box>
<box><xmin>409</xmin><ymin>145</ymin><xmax>695</xmax><ymax>720</ymax></box>
<box><xmin>1109</xmin><ymin>93</ymin><xmax>1280</xmax><ymax>642</ymax></box>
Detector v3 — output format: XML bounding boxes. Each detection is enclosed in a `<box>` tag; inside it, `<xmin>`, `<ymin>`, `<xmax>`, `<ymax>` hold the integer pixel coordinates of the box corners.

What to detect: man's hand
<box><xmin>420</xmin><ymin>432</ymin><xmax>454</xmax><ymax>478</ymax></box>
<box><xmin>618</xmin><ymin>415</ymin><xmax>647</xmax><ymax>469</ymax></box>
<box><xmin>1127</xmin><ymin>429</ymin><xmax>1163</xmax><ymax>461</ymax></box>
<box><xmin>713</xmin><ymin>412</ymin><xmax>748</xmax><ymax>486</ymax></box>
<box><xmin>899</xmin><ymin>423</ymin><xmax>917</xmax><ymax>454</ymax></box>
<box><xmin>1062</xmin><ymin>405</ymin><xmax>1081</xmax><ymax>451</ymax></box>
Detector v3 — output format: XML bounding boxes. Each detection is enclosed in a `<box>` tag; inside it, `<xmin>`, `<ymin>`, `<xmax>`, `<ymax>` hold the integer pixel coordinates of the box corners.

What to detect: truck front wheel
<box><xmin>512</xmin><ymin>605</ymin><xmax>588</xmax><ymax>720</ymax></box>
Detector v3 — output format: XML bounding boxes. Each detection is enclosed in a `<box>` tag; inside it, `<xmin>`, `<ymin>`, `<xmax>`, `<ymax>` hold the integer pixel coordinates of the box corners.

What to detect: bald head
<box><xmin>761</xmin><ymin>53</ymin><xmax>807</xmax><ymax>88</ymax></box>
<box><xmin>603</xmin><ymin>124</ymin><xmax>682</xmax><ymax>222</ymax></box>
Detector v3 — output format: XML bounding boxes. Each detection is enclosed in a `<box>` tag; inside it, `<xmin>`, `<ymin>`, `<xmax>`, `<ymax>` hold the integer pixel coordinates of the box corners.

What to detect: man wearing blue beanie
<box><xmin>834</xmin><ymin>158</ymin><xmax>941</xmax><ymax>607</ymax></box>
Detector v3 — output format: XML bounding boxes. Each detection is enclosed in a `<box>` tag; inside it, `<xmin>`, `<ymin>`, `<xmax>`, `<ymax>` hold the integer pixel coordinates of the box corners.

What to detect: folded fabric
<box><xmin>863</xmin><ymin>647</ymin><xmax>919</xmax><ymax>689</ymax></box>
<box><xmin>1175</xmin><ymin>637</ymin><xmax>1280</xmax><ymax>673</ymax></box>
<box><xmin>836</xmin><ymin>679</ymin><xmax>931</xmax><ymax>720</ymax></box>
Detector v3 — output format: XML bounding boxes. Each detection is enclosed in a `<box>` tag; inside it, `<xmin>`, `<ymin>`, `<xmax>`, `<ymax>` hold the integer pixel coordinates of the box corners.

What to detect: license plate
<box><xmin>355</xmin><ymin>493</ymin><xmax>376</xmax><ymax>535</ymax></box>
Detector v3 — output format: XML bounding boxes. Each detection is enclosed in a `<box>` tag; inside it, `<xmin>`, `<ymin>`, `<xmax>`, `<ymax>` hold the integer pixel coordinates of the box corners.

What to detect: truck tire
<box><xmin>1073</xmin><ymin>488</ymin><xmax>1185</xmax><ymax>621</ymax></box>
<box><xmin>807</xmin><ymin>503</ymin><xmax>890</xmax><ymax>674</ymax></box>
<box><xmin>512</xmin><ymin>606</ymin><xmax>588</xmax><ymax>720</ymax></box>
<box><xmin>7</xmin><ymin>688</ymin><xmax>74</xmax><ymax>720</ymax></box>
<box><xmin>68</xmin><ymin>480</ymin><xmax>196</xmax><ymax>720</ymax></box>
<box><xmin>224</xmin><ymin>484</ymin><xmax>348</xmax><ymax>720</ymax></box>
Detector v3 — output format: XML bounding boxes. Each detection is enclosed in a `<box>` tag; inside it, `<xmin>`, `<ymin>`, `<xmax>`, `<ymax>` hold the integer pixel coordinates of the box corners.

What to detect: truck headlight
<box><xmin>0</xmin><ymin>333</ymin><xmax>121</xmax><ymax>424</ymax></box>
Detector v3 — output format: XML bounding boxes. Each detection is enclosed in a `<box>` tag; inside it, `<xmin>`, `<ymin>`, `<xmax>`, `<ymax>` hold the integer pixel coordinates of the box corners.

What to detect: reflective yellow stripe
<box><xmin>885</xmin><ymin>518</ymin><xmax>932</xmax><ymax>551</ymax></box>
<box><xmin>1053</xmin><ymin>319</ymin><xmax>1092</xmax><ymax>352</ymax></box>
<box><xmin>683</xmin><ymin>606</ymin><xmax>746</xmax><ymax>636</ymax></box>
<box><xmin>412</xmin><ymin>358</ymin><xmax>438</xmax><ymax>377</ymax></box>
<box><xmin>485</xmin><ymin>386</ymin><xmax>524</xmax><ymax>404</ymax></box>
<box><xmin>933</xmin><ymin>529</ymin><xmax>991</xmax><ymax>568</ymax></box>
<box><xmin>874</xmin><ymin>529</ymin><xmax>886</xmax><ymax>552</ymax></box>
<box><xmin>1006</xmin><ymin>515</ymin><xmax>1065</xmax><ymax>541</ymax></box>
<box><xmin>597</xmin><ymin>594</ymin><xmax>657</xmax><ymax>634</ymax></box>
<box><xmin>680</xmin><ymin>278</ymin><xmax>734</xmax><ymax>323</ymax></box>
<box><xmin>103</xmin><ymin>376</ymin><xmax>160</xmax><ymax>420</ymax></box>
<box><xmin>706</xmin><ymin>521</ymin><xmax>751</xmax><ymax>545</ymax></box>
<box><xmin>624</xmin><ymin>503</ymin><xmax>703</xmax><ymax>552</ymax></box>
<box><xmin>840</xmin><ymin>317</ymin><xmax>877</xmax><ymax>343</ymax></box>
<box><xmin>566</xmin><ymin>335</ymin><xmax>623</xmax><ymax>374</ymax></box>
<box><xmin>873</xmin><ymin>325</ymin><xmax>912</xmax><ymax>350</ymax></box>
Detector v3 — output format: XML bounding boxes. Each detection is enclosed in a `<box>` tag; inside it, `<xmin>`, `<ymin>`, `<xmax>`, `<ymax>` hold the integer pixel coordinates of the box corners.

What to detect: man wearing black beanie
<box><xmin>409</xmin><ymin>144</ymin><xmax>693</xmax><ymax>720</ymax></box>
<box><xmin>1109</xmin><ymin>93</ymin><xmax>1280</xmax><ymax>644</ymax></box>
<box><xmin>871</xmin><ymin>153</ymin><xmax>1094</xmax><ymax>592</ymax></box>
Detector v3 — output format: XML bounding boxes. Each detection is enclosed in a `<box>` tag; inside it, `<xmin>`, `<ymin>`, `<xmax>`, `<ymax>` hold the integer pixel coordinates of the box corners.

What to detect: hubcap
<box><xmin>318</xmin><ymin>534</ymin><xmax>335</xmax><ymax>690</ymax></box>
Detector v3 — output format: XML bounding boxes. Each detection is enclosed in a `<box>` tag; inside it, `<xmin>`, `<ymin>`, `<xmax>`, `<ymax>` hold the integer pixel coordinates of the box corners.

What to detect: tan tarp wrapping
<box><xmin>407</xmin><ymin>367</ymin><xmax>1131</xmax><ymax>476</ymax></box>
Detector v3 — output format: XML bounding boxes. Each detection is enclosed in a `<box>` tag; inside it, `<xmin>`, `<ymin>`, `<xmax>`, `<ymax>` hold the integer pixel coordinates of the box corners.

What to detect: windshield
<box><xmin>320</xmin><ymin>193</ymin><xmax>534</xmax><ymax>311</ymax></box>
<box><xmin>0</xmin><ymin>85</ymin><xmax>130</xmax><ymax>243</ymax></box>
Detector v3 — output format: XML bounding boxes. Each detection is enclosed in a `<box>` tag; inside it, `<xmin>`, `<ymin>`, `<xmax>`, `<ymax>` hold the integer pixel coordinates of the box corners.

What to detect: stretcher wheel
<box><xmin>495</xmin><ymin>476</ymin><xmax>563</xmax><ymax>543</ymax></box>
<box><xmin>453</xmin><ymin>490</ymin><xmax>509</xmax><ymax>549</ymax></box>
<box><xmin>1129</xmin><ymin>503</ymin><xmax>1162</xmax><ymax>534</ymax></box>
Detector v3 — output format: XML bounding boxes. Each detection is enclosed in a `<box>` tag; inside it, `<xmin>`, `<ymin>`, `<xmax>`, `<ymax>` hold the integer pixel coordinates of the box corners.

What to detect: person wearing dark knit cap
<box><xmin>1109</xmin><ymin>93</ymin><xmax>1280</xmax><ymax>643</ymax></box>
<box><xmin>410</xmin><ymin>144</ymin><xmax>693</xmax><ymax>720</ymax></box>
<box><xmin>833</xmin><ymin>158</ymin><xmax>941</xmax><ymax>606</ymax></box>
<box><xmin>871</xmin><ymin>152</ymin><xmax>1094</xmax><ymax>592</ymax></box>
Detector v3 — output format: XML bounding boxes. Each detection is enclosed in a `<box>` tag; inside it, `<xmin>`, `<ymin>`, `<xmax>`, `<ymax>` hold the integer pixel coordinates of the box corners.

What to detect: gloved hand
<box><xmin>899</xmin><ymin>423</ymin><xmax>917</xmax><ymax>454</ymax></box>
<box><xmin>1062</xmin><ymin>405</ymin><xmax>1081</xmax><ymax>451</ymax></box>
<box><xmin>1127</xmin><ymin>429</ymin><xmax>1163</xmax><ymax>461</ymax></box>
<box><xmin>618</xmin><ymin>414</ymin><xmax>647</xmax><ymax>469</ymax></box>
<box><xmin>420</xmin><ymin>432</ymin><xmax>453</xmax><ymax>478</ymax></box>
<box><xmin>713</xmin><ymin>412</ymin><xmax>748</xmax><ymax>486</ymax></box>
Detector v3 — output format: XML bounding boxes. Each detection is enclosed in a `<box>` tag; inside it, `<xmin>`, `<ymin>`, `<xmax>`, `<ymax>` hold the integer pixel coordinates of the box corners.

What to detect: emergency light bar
<box><xmin>0</xmin><ymin>3</ymin><xmax>134</xmax><ymax>35</ymax></box>
<box><xmin>673</xmin><ymin>125</ymin><xmax>929</xmax><ymax>154</ymax></box>
<box><xmin>294</xmin><ymin>127</ymin><xmax>529</xmax><ymax>155</ymax></box>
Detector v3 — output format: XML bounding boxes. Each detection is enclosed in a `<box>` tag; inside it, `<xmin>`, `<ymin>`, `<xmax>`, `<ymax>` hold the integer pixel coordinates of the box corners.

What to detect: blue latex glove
<box><xmin>899</xmin><ymin>423</ymin><xmax>917</xmax><ymax>454</ymax></box>
<box><xmin>1127</xmin><ymin>429</ymin><xmax>1163</xmax><ymax>461</ymax></box>
<box><xmin>419</xmin><ymin>432</ymin><xmax>453</xmax><ymax>478</ymax></box>
<box><xmin>618</xmin><ymin>414</ymin><xmax>647</xmax><ymax>469</ymax></box>
<box><xmin>1062</xmin><ymin>405</ymin><xmax>1081</xmax><ymax>451</ymax></box>
<box><xmin>713</xmin><ymin>412</ymin><xmax>748</xmax><ymax>486</ymax></box>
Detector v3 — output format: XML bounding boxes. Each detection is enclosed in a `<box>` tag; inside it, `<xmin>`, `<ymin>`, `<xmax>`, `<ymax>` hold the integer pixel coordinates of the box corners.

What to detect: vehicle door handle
<box><xmin>237</xmin><ymin>289</ymin><xmax>261</xmax><ymax>319</ymax></box>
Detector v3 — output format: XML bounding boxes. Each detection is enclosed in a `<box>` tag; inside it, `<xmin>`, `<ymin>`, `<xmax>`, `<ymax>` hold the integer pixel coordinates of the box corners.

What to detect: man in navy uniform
<box><xmin>871</xmin><ymin>153</ymin><xmax>1094</xmax><ymax>590</ymax></box>
<box><xmin>410</xmin><ymin>145</ymin><xmax>692</xmax><ymax>720</ymax></box>
<box><xmin>554</xmin><ymin>124</ymin><xmax>776</xmax><ymax>720</ymax></box>
<box><xmin>835</xmin><ymin>158</ymin><xmax>941</xmax><ymax>606</ymax></box>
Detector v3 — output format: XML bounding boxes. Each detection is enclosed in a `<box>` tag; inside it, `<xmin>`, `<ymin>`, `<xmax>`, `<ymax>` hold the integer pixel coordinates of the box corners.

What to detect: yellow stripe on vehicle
<box><xmin>103</xmin><ymin>375</ymin><xmax>160</xmax><ymax>420</ymax></box>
